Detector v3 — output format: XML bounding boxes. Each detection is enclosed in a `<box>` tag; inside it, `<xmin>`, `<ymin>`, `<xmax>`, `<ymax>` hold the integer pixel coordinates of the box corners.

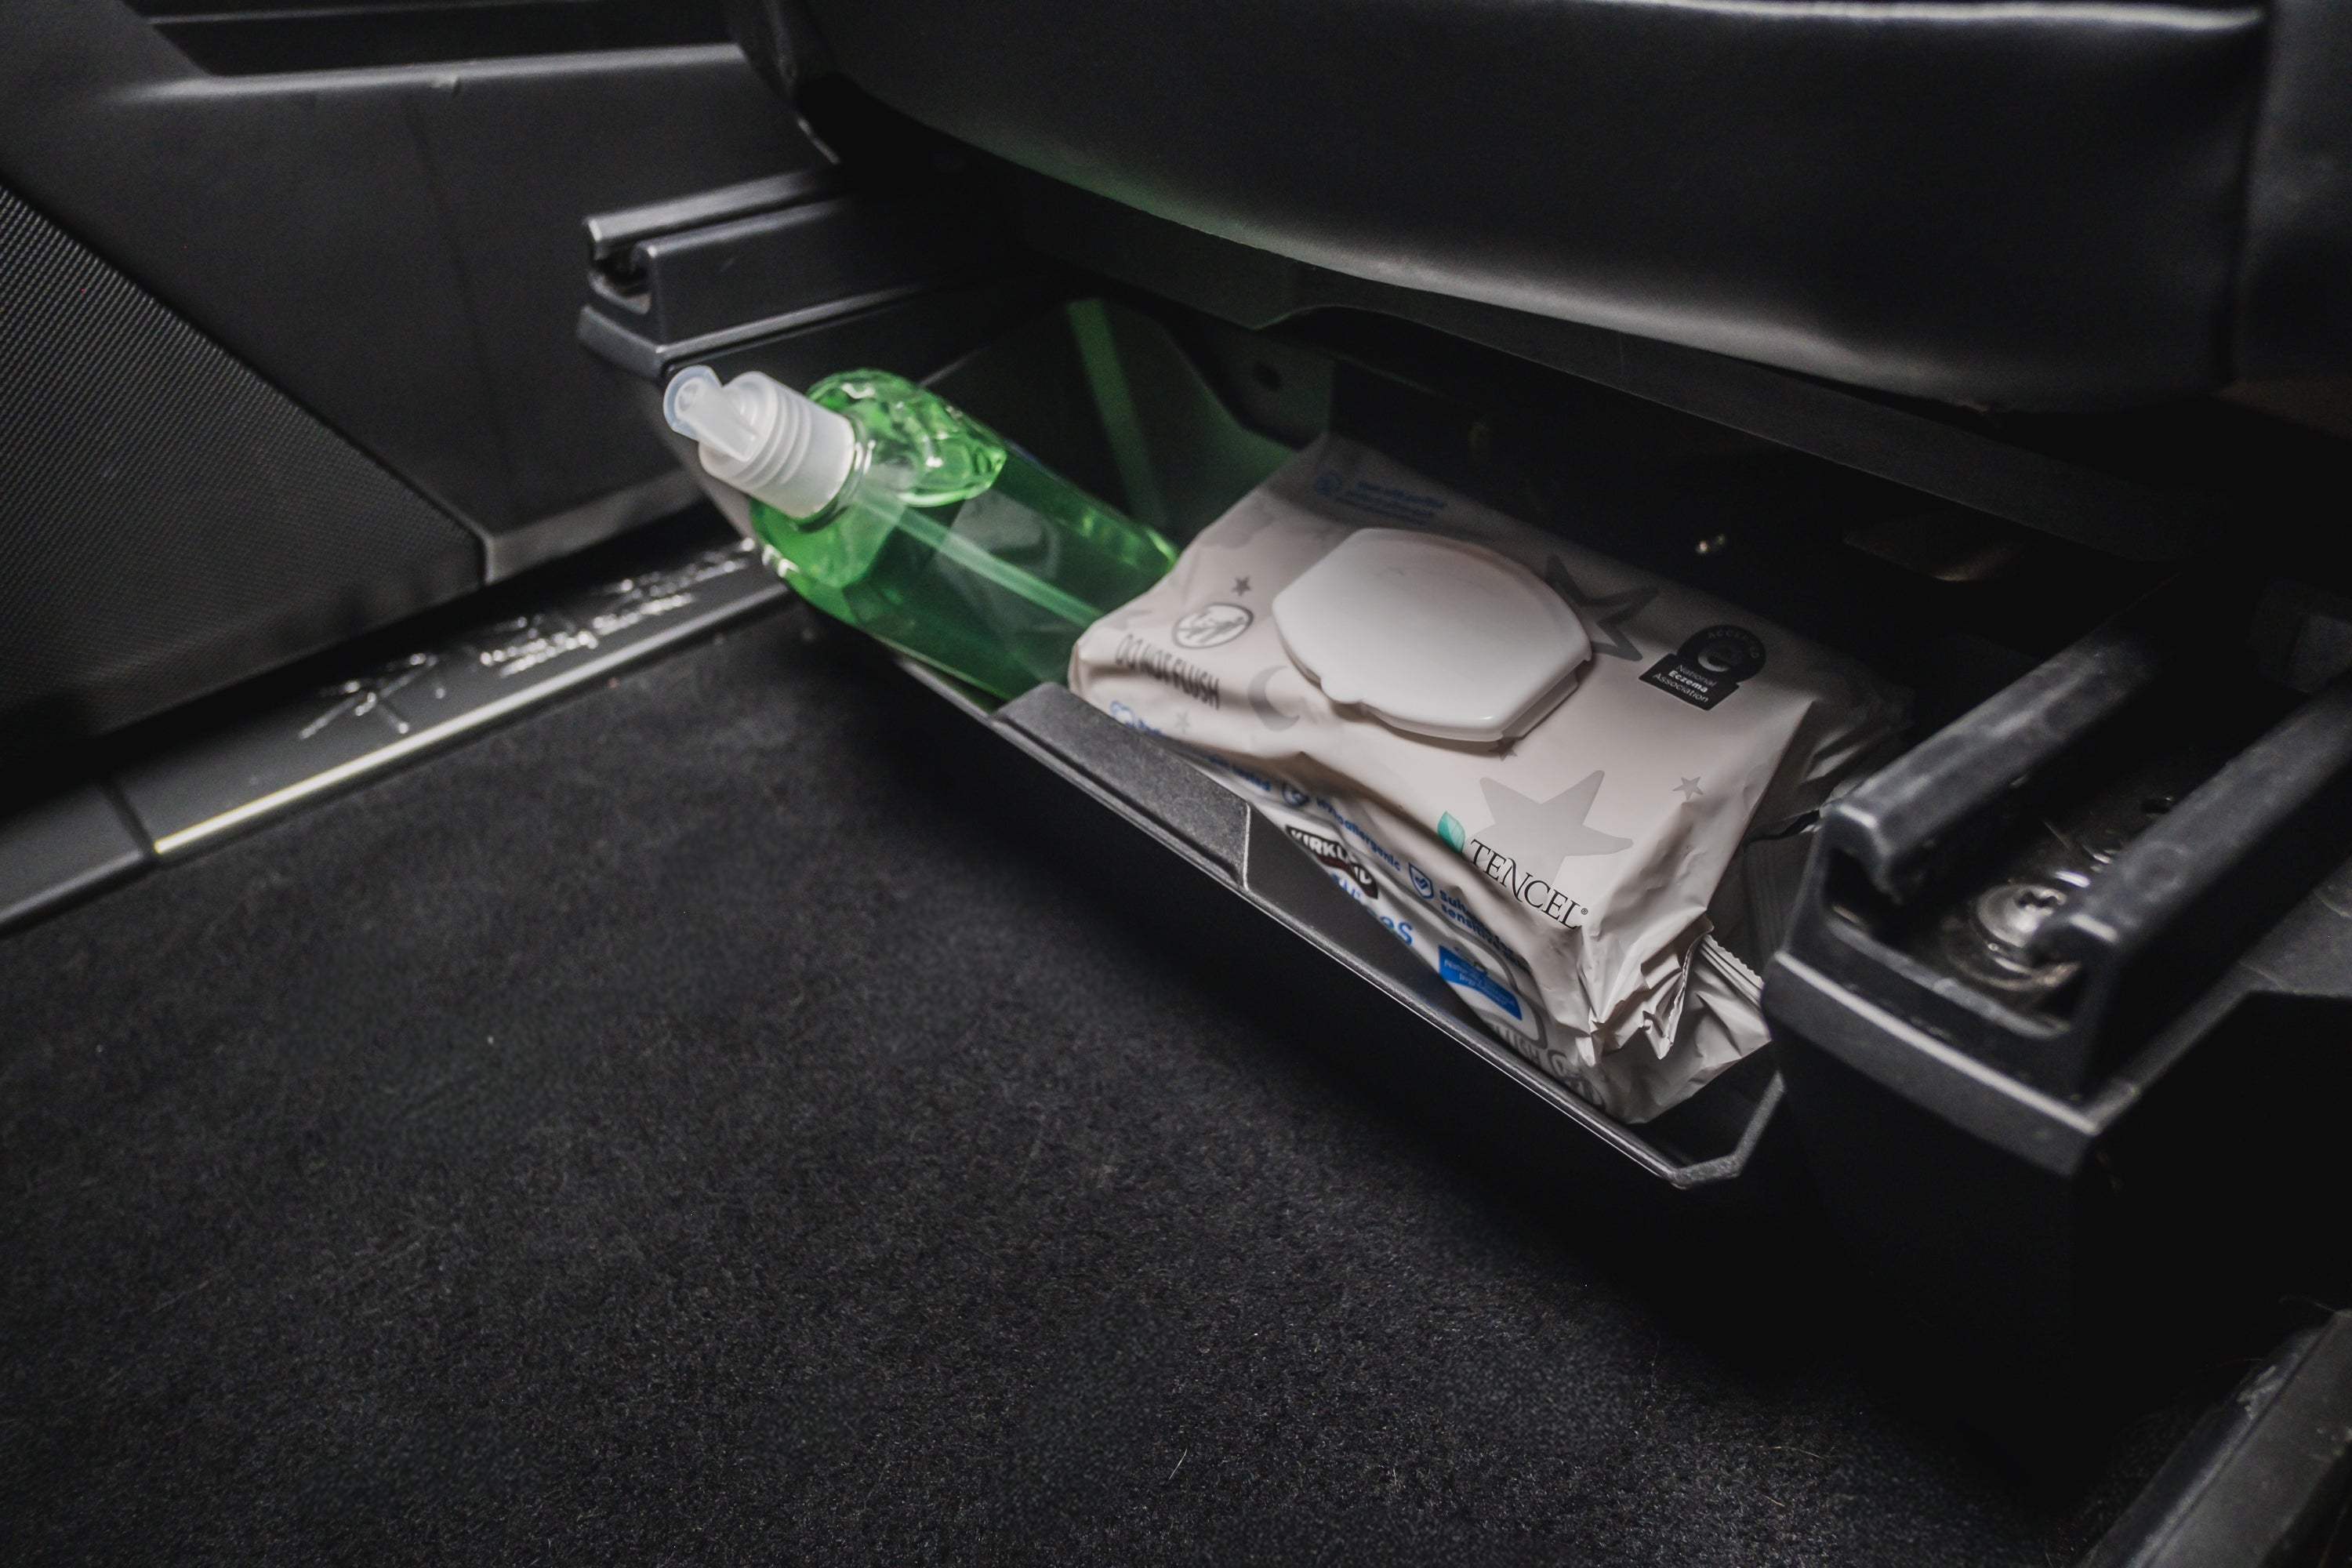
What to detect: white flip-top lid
<box><xmin>1272</xmin><ymin>528</ymin><xmax>1592</xmax><ymax>744</ymax></box>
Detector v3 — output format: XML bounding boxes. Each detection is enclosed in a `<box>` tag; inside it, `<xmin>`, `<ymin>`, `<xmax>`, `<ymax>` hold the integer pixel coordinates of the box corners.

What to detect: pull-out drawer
<box><xmin>578</xmin><ymin>169</ymin><xmax>2352</xmax><ymax>1449</ymax></box>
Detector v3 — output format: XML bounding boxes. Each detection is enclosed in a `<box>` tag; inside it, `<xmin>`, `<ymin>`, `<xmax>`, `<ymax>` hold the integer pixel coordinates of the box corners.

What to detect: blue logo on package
<box><xmin>1409</xmin><ymin>863</ymin><xmax>1436</xmax><ymax>899</ymax></box>
<box><xmin>1310</xmin><ymin>465</ymin><xmax>1448</xmax><ymax>524</ymax></box>
<box><xmin>1438</xmin><ymin>946</ymin><xmax>1523</xmax><ymax>1020</ymax></box>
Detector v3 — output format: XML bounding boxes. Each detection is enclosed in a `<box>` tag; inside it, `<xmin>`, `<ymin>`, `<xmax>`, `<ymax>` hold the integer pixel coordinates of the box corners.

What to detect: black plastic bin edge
<box><xmin>898</xmin><ymin>658</ymin><xmax>1785</xmax><ymax>1189</ymax></box>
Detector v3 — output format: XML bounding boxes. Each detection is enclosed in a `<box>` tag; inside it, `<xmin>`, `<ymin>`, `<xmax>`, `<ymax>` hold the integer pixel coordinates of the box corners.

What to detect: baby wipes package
<box><xmin>1069</xmin><ymin>435</ymin><xmax>1908</xmax><ymax>1121</ymax></box>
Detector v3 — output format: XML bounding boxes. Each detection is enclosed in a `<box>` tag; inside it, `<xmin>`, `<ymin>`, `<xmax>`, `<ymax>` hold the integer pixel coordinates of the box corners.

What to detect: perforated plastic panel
<box><xmin>0</xmin><ymin>182</ymin><xmax>479</xmax><ymax>759</ymax></box>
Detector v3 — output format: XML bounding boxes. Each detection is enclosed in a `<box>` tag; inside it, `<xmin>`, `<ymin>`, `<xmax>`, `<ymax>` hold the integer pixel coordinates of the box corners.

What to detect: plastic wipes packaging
<box><xmin>1068</xmin><ymin>435</ymin><xmax>1909</xmax><ymax>1121</ymax></box>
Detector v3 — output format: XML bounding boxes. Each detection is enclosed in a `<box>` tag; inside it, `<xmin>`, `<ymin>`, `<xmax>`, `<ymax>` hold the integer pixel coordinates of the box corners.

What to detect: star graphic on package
<box><xmin>1542</xmin><ymin>558</ymin><xmax>1656</xmax><ymax>661</ymax></box>
<box><xmin>1675</xmin><ymin>777</ymin><xmax>1703</xmax><ymax>801</ymax></box>
<box><xmin>1232</xmin><ymin>576</ymin><xmax>1253</xmax><ymax>597</ymax></box>
<box><xmin>1167</xmin><ymin>711</ymin><xmax>1192</xmax><ymax>736</ymax></box>
<box><xmin>1479</xmin><ymin>770</ymin><xmax>1633</xmax><ymax>876</ymax></box>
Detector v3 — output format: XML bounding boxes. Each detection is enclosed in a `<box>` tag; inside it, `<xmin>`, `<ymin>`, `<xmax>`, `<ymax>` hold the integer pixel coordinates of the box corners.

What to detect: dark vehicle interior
<box><xmin>6</xmin><ymin>1</ymin><xmax>2352</xmax><ymax>1561</ymax></box>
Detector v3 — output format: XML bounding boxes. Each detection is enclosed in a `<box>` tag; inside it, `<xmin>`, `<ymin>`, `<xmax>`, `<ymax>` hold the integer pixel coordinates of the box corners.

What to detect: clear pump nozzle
<box><xmin>662</xmin><ymin>363</ymin><xmax>858</xmax><ymax>520</ymax></box>
<box><xmin>662</xmin><ymin>366</ymin><xmax>761</xmax><ymax>463</ymax></box>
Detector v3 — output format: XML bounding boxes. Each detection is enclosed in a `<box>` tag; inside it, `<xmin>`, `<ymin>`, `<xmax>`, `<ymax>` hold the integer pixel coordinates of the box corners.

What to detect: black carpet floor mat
<box><xmin>0</xmin><ymin>608</ymin><xmax>2197</xmax><ymax>1565</ymax></box>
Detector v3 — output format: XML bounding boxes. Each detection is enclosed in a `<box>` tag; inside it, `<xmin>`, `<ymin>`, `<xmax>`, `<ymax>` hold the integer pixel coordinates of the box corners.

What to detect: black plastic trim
<box><xmin>2085</xmin><ymin>1312</ymin><xmax>2352</xmax><ymax>1568</ymax></box>
<box><xmin>0</xmin><ymin>786</ymin><xmax>153</xmax><ymax>937</ymax></box>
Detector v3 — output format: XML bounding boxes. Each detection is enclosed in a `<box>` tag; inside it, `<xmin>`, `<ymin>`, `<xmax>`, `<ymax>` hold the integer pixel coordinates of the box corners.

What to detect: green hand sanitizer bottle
<box><xmin>664</xmin><ymin>364</ymin><xmax>1176</xmax><ymax>700</ymax></box>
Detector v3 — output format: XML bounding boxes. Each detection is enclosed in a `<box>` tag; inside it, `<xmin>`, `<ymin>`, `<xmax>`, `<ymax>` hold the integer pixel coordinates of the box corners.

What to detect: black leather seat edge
<box><xmin>780</xmin><ymin>0</ymin><xmax>2292</xmax><ymax>414</ymax></box>
<box><xmin>2236</xmin><ymin>0</ymin><xmax>2352</xmax><ymax>383</ymax></box>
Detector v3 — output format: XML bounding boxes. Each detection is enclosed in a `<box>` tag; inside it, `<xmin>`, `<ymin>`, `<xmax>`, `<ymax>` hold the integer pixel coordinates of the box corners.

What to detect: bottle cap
<box><xmin>663</xmin><ymin>365</ymin><xmax>857</xmax><ymax>519</ymax></box>
<box><xmin>1272</xmin><ymin>528</ymin><xmax>1592</xmax><ymax>744</ymax></box>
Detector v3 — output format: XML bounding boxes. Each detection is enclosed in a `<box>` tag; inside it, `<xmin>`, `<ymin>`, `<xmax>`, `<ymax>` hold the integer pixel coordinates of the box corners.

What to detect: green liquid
<box><xmin>748</xmin><ymin>369</ymin><xmax>1177</xmax><ymax>701</ymax></box>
